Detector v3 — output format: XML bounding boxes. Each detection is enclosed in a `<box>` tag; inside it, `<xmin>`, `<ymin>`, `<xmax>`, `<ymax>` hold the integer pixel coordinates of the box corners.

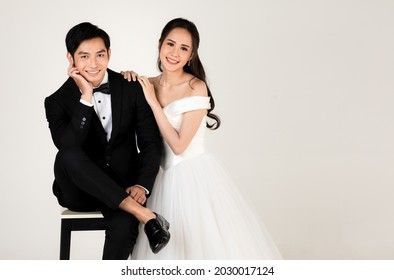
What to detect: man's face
<box><xmin>69</xmin><ymin>37</ymin><xmax>110</xmax><ymax>87</ymax></box>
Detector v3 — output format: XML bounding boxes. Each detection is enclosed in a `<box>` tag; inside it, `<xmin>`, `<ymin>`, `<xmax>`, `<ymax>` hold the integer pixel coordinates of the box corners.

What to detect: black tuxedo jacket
<box><xmin>45</xmin><ymin>69</ymin><xmax>162</xmax><ymax>193</ymax></box>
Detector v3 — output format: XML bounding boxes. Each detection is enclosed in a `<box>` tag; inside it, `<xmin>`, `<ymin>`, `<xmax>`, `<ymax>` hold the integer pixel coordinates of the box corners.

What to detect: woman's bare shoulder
<box><xmin>189</xmin><ymin>77</ymin><xmax>208</xmax><ymax>97</ymax></box>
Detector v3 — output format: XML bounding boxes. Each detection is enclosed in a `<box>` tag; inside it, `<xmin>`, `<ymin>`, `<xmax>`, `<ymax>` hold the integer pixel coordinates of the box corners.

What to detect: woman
<box><xmin>125</xmin><ymin>18</ymin><xmax>282</xmax><ymax>259</ymax></box>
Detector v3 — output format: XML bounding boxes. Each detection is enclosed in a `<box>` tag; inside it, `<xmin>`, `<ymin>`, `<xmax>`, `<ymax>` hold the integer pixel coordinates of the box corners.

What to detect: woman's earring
<box><xmin>188</xmin><ymin>60</ymin><xmax>191</xmax><ymax>67</ymax></box>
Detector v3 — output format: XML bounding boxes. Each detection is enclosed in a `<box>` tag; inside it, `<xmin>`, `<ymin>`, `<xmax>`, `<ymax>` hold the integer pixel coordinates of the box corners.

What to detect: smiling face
<box><xmin>159</xmin><ymin>28</ymin><xmax>193</xmax><ymax>72</ymax></box>
<box><xmin>68</xmin><ymin>37</ymin><xmax>110</xmax><ymax>87</ymax></box>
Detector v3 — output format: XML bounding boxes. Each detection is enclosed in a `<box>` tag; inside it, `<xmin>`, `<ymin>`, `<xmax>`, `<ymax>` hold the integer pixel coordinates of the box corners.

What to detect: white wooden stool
<box><xmin>60</xmin><ymin>208</ymin><xmax>105</xmax><ymax>260</ymax></box>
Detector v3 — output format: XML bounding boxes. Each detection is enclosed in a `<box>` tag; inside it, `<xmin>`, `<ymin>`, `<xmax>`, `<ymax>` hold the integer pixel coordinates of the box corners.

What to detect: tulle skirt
<box><xmin>131</xmin><ymin>153</ymin><xmax>282</xmax><ymax>259</ymax></box>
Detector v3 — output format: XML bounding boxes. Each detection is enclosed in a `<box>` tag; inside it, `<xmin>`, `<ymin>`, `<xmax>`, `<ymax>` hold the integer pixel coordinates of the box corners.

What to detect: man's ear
<box><xmin>107</xmin><ymin>48</ymin><xmax>111</xmax><ymax>60</ymax></box>
<box><xmin>67</xmin><ymin>53</ymin><xmax>74</xmax><ymax>66</ymax></box>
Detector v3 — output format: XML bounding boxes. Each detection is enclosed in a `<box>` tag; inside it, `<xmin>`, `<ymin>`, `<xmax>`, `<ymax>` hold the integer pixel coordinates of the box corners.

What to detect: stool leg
<box><xmin>60</xmin><ymin>219</ymin><xmax>72</xmax><ymax>260</ymax></box>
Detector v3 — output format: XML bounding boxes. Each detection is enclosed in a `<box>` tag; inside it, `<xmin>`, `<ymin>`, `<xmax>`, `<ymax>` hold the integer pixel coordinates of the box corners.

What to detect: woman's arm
<box><xmin>138</xmin><ymin>76</ymin><xmax>207</xmax><ymax>155</ymax></box>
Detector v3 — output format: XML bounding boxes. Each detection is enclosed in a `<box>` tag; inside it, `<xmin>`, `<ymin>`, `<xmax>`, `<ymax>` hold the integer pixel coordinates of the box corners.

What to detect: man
<box><xmin>45</xmin><ymin>22</ymin><xmax>169</xmax><ymax>259</ymax></box>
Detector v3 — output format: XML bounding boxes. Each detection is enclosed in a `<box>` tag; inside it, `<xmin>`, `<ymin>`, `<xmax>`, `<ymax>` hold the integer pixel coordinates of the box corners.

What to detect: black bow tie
<box><xmin>93</xmin><ymin>82</ymin><xmax>110</xmax><ymax>94</ymax></box>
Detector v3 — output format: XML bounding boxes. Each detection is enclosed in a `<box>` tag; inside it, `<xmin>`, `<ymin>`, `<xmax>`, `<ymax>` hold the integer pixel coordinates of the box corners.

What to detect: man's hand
<box><xmin>67</xmin><ymin>60</ymin><xmax>94</xmax><ymax>103</ymax></box>
<box><xmin>125</xmin><ymin>185</ymin><xmax>147</xmax><ymax>205</ymax></box>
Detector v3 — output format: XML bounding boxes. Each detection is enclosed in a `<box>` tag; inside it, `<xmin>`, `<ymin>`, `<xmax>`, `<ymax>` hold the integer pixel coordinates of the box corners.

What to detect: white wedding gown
<box><xmin>131</xmin><ymin>96</ymin><xmax>282</xmax><ymax>259</ymax></box>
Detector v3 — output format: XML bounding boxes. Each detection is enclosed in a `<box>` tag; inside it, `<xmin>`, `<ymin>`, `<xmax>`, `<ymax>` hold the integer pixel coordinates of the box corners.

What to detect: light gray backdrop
<box><xmin>0</xmin><ymin>0</ymin><xmax>393</xmax><ymax>259</ymax></box>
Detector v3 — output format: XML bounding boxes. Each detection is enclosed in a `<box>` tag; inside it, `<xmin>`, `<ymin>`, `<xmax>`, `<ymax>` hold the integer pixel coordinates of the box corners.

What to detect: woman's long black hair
<box><xmin>157</xmin><ymin>18</ymin><xmax>221</xmax><ymax>130</ymax></box>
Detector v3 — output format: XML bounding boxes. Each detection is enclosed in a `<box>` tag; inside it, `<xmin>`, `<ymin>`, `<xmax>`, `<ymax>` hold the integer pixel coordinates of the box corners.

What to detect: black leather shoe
<box><xmin>144</xmin><ymin>213</ymin><xmax>170</xmax><ymax>254</ymax></box>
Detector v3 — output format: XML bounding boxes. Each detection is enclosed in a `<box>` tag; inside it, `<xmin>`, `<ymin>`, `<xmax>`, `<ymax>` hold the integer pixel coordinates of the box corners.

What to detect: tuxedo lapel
<box><xmin>107</xmin><ymin>70</ymin><xmax>122</xmax><ymax>145</ymax></box>
<box><xmin>92</xmin><ymin>112</ymin><xmax>108</xmax><ymax>145</ymax></box>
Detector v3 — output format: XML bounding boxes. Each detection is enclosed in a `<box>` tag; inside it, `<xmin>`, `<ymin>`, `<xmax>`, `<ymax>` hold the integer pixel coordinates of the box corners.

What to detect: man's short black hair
<box><xmin>65</xmin><ymin>22</ymin><xmax>110</xmax><ymax>57</ymax></box>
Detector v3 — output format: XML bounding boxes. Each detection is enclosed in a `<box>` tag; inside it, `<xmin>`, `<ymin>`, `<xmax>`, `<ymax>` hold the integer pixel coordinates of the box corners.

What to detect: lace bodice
<box><xmin>161</xmin><ymin>96</ymin><xmax>210</xmax><ymax>169</ymax></box>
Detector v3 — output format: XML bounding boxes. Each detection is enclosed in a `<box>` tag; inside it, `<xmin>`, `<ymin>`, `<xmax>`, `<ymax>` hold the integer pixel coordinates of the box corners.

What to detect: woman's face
<box><xmin>159</xmin><ymin>28</ymin><xmax>193</xmax><ymax>72</ymax></box>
